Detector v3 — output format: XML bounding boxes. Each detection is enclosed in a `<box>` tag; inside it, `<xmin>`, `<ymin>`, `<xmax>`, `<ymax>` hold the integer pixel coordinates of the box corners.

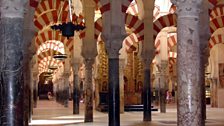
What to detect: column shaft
<box><xmin>143</xmin><ymin>66</ymin><xmax>152</xmax><ymax>121</ymax></box>
<box><xmin>108</xmin><ymin>59</ymin><xmax>120</xmax><ymax>126</ymax></box>
<box><xmin>176</xmin><ymin>1</ymin><xmax>204</xmax><ymax>125</ymax></box>
<box><xmin>33</xmin><ymin>80</ymin><xmax>37</xmax><ymax>108</ymax></box>
<box><xmin>63</xmin><ymin>76</ymin><xmax>70</xmax><ymax>108</ymax></box>
<box><xmin>159</xmin><ymin>61</ymin><xmax>168</xmax><ymax>113</ymax></box>
<box><xmin>211</xmin><ymin>79</ymin><xmax>218</xmax><ymax>107</ymax></box>
<box><xmin>84</xmin><ymin>59</ymin><xmax>94</xmax><ymax>122</ymax></box>
<box><xmin>73</xmin><ymin>65</ymin><xmax>80</xmax><ymax>114</ymax></box>
<box><xmin>23</xmin><ymin>60</ymin><xmax>31</xmax><ymax>126</ymax></box>
<box><xmin>0</xmin><ymin>18</ymin><xmax>24</xmax><ymax>126</ymax></box>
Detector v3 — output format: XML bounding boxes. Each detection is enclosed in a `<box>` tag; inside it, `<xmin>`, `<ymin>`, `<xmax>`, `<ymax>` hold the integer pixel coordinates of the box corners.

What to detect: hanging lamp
<box><xmin>53</xmin><ymin>52</ymin><xmax>67</xmax><ymax>60</ymax></box>
<box><xmin>51</xmin><ymin>0</ymin><xmax>85</xmax><ymax>39</ymax></box>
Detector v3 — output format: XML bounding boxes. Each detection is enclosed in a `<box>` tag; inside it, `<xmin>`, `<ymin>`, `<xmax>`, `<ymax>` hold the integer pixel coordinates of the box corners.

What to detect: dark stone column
<box><xmin>142</xmin><ymin>59</ymin><xmax>152</xmax><ymax>121</ymax></box>
<box><xmin>104</xmin><ymin>37</ymin><xmax>124</xmax><ymax>126</ymax></box>
<box><xmin>84</xmin><ymin>59</ymin><xmax>94</xmax><ymax>122</ymax></box>
<box><xmin>23</xmin><ymin>59</ymin><xmax>31</xmax><ymax>126</ymax></box>
<box><xmin>0</xmin><ymin>1</ymin><xmax>26</xmax><ymax>124</ymax></box>
<box><xmin>33</xmin><ymin>79</ymin><xmax>38</xmax><ymax>108</ymax></box>
<box><xmin>108</xmin><ymin>58</ymin><xmax>120</xmax><ymax>126</ymax></box>
<box><xmin>63</xmin><ymin>73</ymin><xmax>70</xmax><ymax>108</ymax></box>
<box><xmin>0</xmin><ymin>74</ymin><xmax>3</xmax><ymax>124</ymax></box>
<box><xmin>199</xmin><ymin>0</ymin><xmax>210</xmax><ymax>121</ymax></box>
<box><xmin>72</xmin><ymin>63</ymin><xmax>80</xmax><ymax>114</ymax></box>
<box><xmin>173</xmin><ymin>0</ymin><xmax>204</xmax><ymax>125</ymax></box>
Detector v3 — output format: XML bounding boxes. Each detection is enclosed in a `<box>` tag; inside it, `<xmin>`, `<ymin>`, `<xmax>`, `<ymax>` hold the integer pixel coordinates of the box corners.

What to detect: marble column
<box><xmin>119</xmin><ymin>59</ymin><xmax>125</xmax><ymax>113</ymax></box>
<box><xmin>0</xmin><ymin>0</ymin><xmax>27</xmax><ymax>125</ymax></box>
<box><xmin>142</xmin><ymin>58</ymin><xmax>152</xmax><ymax>121</ymax></box>
<box><xmin>63</xmin><ymin>73</ymin><xmax>70</xmax><ymax>108</ymax></box>
<box><xmin>141</xmin><ymin>0</ymin><xmax>155</xmax><ymax>121</ymax></box>
<box><xmin>159</xmin><ymin>61</ymin><xmax>168</xmax><ymax>113</ymax></box>
<box><xmin>82</xmin><ymin>0</ymin><xmax>97</xmax><ymax>122</ymax></box>
<box><xmin>106</xmin><ymin>42</ymin><xmax>121</xmax><ymax>126</ymax></box>
<box><xmin>84</xmin><ymin>59</ymin><xmax>94</xmax><ymax>122</ymax></box>
<box><xmin>72</xmin><ymin>62</ymin><xmax>80</xmax><ymax>114</ymax></box>
<box><xmin>211</xmin><ymin>78</ymin><xmax>218</xmax><ymax>107</ymax></box>
<box><xmin>173</xmin><ymin>0</ymin><xmax>204</xmax><ymax>125</ymax></box>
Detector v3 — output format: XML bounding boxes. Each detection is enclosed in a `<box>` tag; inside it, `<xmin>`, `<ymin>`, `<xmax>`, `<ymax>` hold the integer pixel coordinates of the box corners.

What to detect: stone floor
<box><xmin>30</xmin><ymin>100</ymin><xmax>224</xmax><ymax>126</ymax></box>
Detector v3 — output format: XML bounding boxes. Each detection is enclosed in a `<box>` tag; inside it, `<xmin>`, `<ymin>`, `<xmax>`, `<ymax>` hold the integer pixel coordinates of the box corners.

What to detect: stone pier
<box><xmin>0</xmin><ymin>1</ymin><xmax>27</xmax><ymax>125</ymax></box>
<box><xmin>174</xmin><ymin>0</ymin><xmax>205</xmax><ymax>125</ymax></box>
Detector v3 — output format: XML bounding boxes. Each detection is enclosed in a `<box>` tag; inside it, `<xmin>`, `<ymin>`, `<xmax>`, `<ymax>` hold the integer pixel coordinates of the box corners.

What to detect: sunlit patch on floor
<box><xmin>29</xmin><ymin>119</ymin><xmax>84</xmax><ymax>125</ymax></box>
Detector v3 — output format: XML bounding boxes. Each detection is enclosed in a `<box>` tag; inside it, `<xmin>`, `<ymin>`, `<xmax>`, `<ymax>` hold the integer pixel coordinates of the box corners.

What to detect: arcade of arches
<box><xmin>1</xmin><ymin>0</ymin><xmax>224</xmax><ymax>126</ymax></box>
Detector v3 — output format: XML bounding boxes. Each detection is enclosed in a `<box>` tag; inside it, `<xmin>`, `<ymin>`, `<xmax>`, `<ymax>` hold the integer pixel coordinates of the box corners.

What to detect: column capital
<box><xmin>84</xmin><ymin>58</ymin><xmax>95</xmax><ymax>69</ymax></box>
<box><xmin>63</xmin><ymin>72</ymin><xmax>70</xmax><ymax>78</ymax></box>
<box><xmin>103</xmin><ymin>34</ymin><xmax>126</xmax><ymax>59</ymax></box>
<box><xmin>171</xmin><ymin>0</ymin><xmax>203</xmax><ymax>17</ymax></box>
<box><xmin>158</xmin><ymin>60</ymin><xmax>168</xmax><ymax>75</ymax></box>
<box><xmin>32</xmin><ymin>71</ymin><xmax>39</xmax><ymax>79</ymax></box>
<box><xmin>140</xmin><ymin>57</ymin><xmax>152</xmax><ymax>70</ymax></box>
<box><xmin>0</xmin><ymin>0</ymin><xmax>27</xmax><ymax>18</ymax></box>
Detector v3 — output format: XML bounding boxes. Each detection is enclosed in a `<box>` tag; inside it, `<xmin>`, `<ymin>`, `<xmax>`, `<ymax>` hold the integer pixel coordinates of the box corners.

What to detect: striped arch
<box><xmin>94</xmin><ymin>17</ymin><xmax>102</xmax><ymax>39</ymax></box>
<box><xmin>153</xmin><ymin>14</ymin><xmax>177</xmax><ymax>39</ymax></box>
<box><xmin>167</xmin><ymin>34</ymin><xmax>177</xmax><ymax>51</ymax></box>
<box><xmin>94</xmin><ymin>14</ymin><xmax>144</xmax><ymax>50</ymax></box>
<box><xmin>209</xmin><ymin>34</ymin><xmax>224</xmax><ymax>49</ymax></box>
<box><xmin>35</xmin><ymin>30</ymin><xmax>74</xmax><ymax>53</ymax></box>
<box><xmin>168</xmin><ymin>52</ymin><xmax>177</xmax><ymax>73</ymax></box>
<box><xmin>126</xmin><ymin>1</ymin><xmax>160</xmax><ymax>21</ymax></box>
<box><xmin>153</xmin><ymin>5</ymin><xmax>160</xmax><ymax>21</ymax></box>
<box><xmin>125</xmin><ymin>14</ymin><xmax>144</xmax><ymax>41</ymax></box>
<box><xmin>126</xmin><ymin>1</ymin><xmax>138</xmax><ymax>16</ymax></box>
<box><xmin>210</xmin><ymin>5</ymin><xmax>224</xmax><ymax>20</ymax></box>
<box><xmin>124</xmin><ymin>33</ymin><xmax>138</xmax><ymax>52</ymax></box>
<box><xmin>38</xmin><ymin>56</ymin><xmax>64</xmax><ymax>73</ymax></box>
<box><xmin>94</xmin><ymin>0</ymin><xmax>132</xmax><ymax>14</ymax></box>
<box><xmin>37</xmin><ymin>40</ymin><xmax>65</xmax><ymax>55</ymax></box>
<box><xmin>208</xmin><ymin>0</ymin><xmax>219</xmax><ymax>9</ymax></box>
<box><xmin>37</xmin><ymin>49</ymin><xmax>61</xmax><ymax>63</ymax></box>
<box><xmin>169</xmin><ymin>4</ymin><xmax>176</xmax><ymax>14</ymax></box>
<box><xmin>34</xmin><ymin>0</ymin><xmax>69</xmax><ymax>20</ymax></box>
<box><xmin>34</xmin><ymin>10</ymin><xmax>82</xmax><ymax>31</ymax></box>
<box><xmin>154</xmin><ymin>33</ymin><xmax>177</xmax><ymax>55</ymax></box>
<box><xmin>210</xmin><ymin>16</ymin><xmax>224</xmax><ymax>33</ymax></box>
<box><xmin>122</xmin><ymin>0</ymin><xmax>133</xmax><ymax>13</ymax></box>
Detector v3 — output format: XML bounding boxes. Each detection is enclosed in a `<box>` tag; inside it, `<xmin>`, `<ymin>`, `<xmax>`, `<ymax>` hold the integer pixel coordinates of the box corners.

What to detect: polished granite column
<box><xmin>72</xmin><ymin>62</ymin><xmax>80</xmax><ymax>114</ymax></box>
<box><xmin>142</xmin><ymin>58</ymin><xmax>152</xmax><ymax>121</ymax></box>
<box><xmin>174</xmin><ymin>0</ymin><xmax>204</xmax><ymax>125</ymax></box>
<box><xmin>141</xmin><ymin>0</ymin><xmax>155</xmax><ymax>121</ymax></box>
<box><xmin>0</xmin><ymin>1</ymin><xmax>27</xmax><ymax>125</ymax></box>
<box><xmin>107</xmin><ymin>46</ymin><xmax>121</xmax><ymax>126</ymax></box>
<box><xmin>84</xmin><ymin>59</ymin><xmax>94</xmax><ymax>122</ymax></box>
<box><xmin>23</xmin><ymin>57</ymin><xmax>31</xmax><ymax>125</ymax></box>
